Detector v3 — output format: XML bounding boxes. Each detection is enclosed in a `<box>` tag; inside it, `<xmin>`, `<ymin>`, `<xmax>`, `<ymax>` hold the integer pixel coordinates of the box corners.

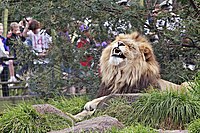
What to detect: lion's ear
<box><xmin>131</xmin><ymin>32</ymin><xmax>148</xmax><ymax>43</ymax></box>
<box><xmin>131</xmin><ymin>32</ymin><xmax>141</xmax><ymax>41</ymax></box>
<box><xmin>139</xmin><ymin>45</ymin><xmax>153</xmax><ymax>61</ymax></box>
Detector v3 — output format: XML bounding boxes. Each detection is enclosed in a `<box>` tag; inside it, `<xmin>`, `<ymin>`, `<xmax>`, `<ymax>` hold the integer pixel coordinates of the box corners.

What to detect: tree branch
<box><xmin>189</xmin><ymin>0</ymin><xmax>199</xmax><ymax>15</ymax></box>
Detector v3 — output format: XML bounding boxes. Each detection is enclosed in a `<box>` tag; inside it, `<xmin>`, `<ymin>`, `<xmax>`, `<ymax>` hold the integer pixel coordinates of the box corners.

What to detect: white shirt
<box><xmin>156</xmin><ymin>13</ymin><xmax>184</xmax><ymax>31</ymax></box>
<box><xmin>0</xmin><ymin>40</ymin><xmax>8</xmax><ymax>57</ymax></box>
<box><xmin>27</xmin><ymin>30</ymin><xmax>44</xmax><ymax>52</ymax></box>
<box><xmin>144</xmin><ymin>12</ymin><xmax>185</xmax><ymax>42</ymax></box>
<box><xmin>104</xmin><ymin>19</ymin><xmax>132</xmax><ymax>36</ymax></box>
<box><xmin>40</xmin><ymin>29</ymin><xmax>52</xmax><ymax>49</ymax></box>
<box><xmin>27</xmin><ymin>29</ymin><xmax>52</xmax><ymax>53</ymax></box>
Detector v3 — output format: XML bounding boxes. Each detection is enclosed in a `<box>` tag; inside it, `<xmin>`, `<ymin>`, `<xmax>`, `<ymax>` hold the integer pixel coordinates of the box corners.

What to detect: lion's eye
<box><xmin>131</xmin><ymin>46</ymin><xmax>136</xmax><ymax>50</ymax></box>
<box><xmin>118</xmin><ymin>41</ymin><xmax>125</xmax><ymax>47</ymax></box>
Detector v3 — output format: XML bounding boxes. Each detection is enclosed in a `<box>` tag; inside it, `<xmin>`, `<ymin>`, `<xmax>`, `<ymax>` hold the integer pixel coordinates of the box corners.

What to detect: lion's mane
<box><xmin>97</xmin><ymin>32</ymin><xmax>161</xmax><ymax>97</ymax></box>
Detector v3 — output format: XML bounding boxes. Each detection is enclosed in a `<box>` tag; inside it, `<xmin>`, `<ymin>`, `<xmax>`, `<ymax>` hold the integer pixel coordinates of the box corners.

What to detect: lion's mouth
<box><xmin>111</xmin><ymin>47</ymin><xmax>126</xmax><ymax>59</ymax></box>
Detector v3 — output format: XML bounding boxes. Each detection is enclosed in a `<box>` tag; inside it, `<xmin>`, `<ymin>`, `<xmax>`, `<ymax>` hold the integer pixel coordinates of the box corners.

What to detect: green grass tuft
<box><xmin>188</xmin><ymin>118</ymin><xmax>200</xmax><ymax>133</ymax></box>
<box><xmin>0</xmin><ymin>102</ymin><xmax>72</xmax><ymax>133</ymax></box>
<box><xmin>94</xmin><ymin>87</ymin><xmax>200</xmax><ymax>130</ymax></box>
<box><xmin>108</xmin><ymin>124</ymin><xmax>157</xmax><ymax>133</ymax></box>
<box><xmin>94</xmin><ymin>98</ymin><xmax>134</xmax><ymax>125</ymax></box>
<box><xmin>47</xmin><ymin>95</ymin><xmax>89</xmax><ymax>114</ymax></box>
<box><xmin>131</xmin><ymin>89</ymin><xmax>200</xmax><ymax>129</ymax></box>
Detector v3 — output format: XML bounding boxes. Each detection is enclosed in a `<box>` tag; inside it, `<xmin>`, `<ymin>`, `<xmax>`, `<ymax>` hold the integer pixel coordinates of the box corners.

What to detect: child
<box><xmin>23</xmin><ymin>19</ymin><xmax>48</xmax><ymax>57</ymax></box>
<box><xmin>6</xmin><ymin>22</ymin><xmax>21</xmax><ymax>83</ymax></box>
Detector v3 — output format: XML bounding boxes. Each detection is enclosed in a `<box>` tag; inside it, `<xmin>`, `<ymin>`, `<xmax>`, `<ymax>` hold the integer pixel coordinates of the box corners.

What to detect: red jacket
<box><xmin>77</xmin><ymin>38</ymin><xmax>93</xmax><ymax>67</ymax></box>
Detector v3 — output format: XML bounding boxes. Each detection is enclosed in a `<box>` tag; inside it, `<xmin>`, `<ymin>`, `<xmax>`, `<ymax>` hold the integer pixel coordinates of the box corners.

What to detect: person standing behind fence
<box><xmin>6</xmin><ymin>22</ymin><xmax>21</xmax><ymax>84</ymax></box>
<box><xmin>76</xmin><ymin>24</ymin><xmax>96</xmax><ymax>68</ymax></box>
<box><xmin>103</xmin><ymin>0</ymin><xmax>132</xmax><ymax>41</ymax></box>
<box><xmin>144</xmin><ymin>0</ymin><xmax>184</xmax><ymax>42</ymax></box>
<box><xmin>22</xmin><ymin>19</ymin><xmax>48</xmax><ymax>57</ymax></box>
<box><xmin>144</xmin><ymin>4</ymin><xmax>160</xmax><ymax>43</ymax></box>
<box><xmin>0</xmin><ymin>23</ymin><xmax>10</xmax><ymax>96</ymax></box>
<box><xmin>19</xmin><ymin>17</ymin><xmax>33</xmax><ymax>47</ymax></box>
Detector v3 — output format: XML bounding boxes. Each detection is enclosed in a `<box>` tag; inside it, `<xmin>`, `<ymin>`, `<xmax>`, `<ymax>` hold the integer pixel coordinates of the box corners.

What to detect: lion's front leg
<box><xmin>74</xmin><ymin>96</ymin><xmax>108</xmax><ymax>120</ymax></box>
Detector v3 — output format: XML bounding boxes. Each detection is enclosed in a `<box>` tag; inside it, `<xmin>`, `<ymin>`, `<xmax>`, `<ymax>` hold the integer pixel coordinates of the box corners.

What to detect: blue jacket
<box><xmin>0</xmin><ymin>35</ymin><xmax>9</xmax><ymax>66</ymax></box>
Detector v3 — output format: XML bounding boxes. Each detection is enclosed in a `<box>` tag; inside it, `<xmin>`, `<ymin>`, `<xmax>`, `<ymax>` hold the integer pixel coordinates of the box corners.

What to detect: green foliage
<box><xmin>94</xmin><ymin>98</ymin><xmax>134</xmax><ymax>125</ymax></box>
<box><xmin>188</xmin><ymin>118</ymin><xmax>200</xmax><ymax>133</ymax></box>
<box><xmin>109</xmin><ymin>124</ymin><xmax>157</xmax><ymax>133</ymax></box>
<box><xmin>188</xmin><ymin>71</ymin><xmax>200</xmax><ymax>101</ymax></box>
<box><xmin>47</xmin><ymin>95</ymin><xmax>89</xmax><ymax>114</ymax></box>
<box><xmin>0</xmin><ymin>103</ymin><xmax>50</xmax><ymax>133</ymax></box>
<box><xmin>0</xmin><ymin>103</ymin><xmax>71</xmax><ymax>133</ymax></box>
<box><xmin>43</xmin><ymin>113</ymin><xmax>72</xmax><ymax>131</ymax></box>
<box><xmin>94</xmin><ymin>88</ymin><xmax>200</xmax><ymax>130</ymax></box>
<box><xmin>131</xmin><ymin>90</ymin><xmax>200</xmax><ymax>129</ymax></box>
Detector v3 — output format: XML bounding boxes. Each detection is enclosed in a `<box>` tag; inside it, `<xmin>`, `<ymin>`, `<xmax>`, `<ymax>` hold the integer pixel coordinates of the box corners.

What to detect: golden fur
<box><xmin>97</xmin><ymin>32</ymin><xmax>182</xmax><ymax>97</ymax></box>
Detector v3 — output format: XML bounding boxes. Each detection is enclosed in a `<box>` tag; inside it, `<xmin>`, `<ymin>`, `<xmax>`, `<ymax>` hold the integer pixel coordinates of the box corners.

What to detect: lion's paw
<box><xmin>84</xmin><ymin>101</ymin><xmax>98</xmax><ymax>111</ymax></box>
<box><xmin>84</xmin><ymin>96</ymin><xmax>108</xmax><ymax>111</ymax></box>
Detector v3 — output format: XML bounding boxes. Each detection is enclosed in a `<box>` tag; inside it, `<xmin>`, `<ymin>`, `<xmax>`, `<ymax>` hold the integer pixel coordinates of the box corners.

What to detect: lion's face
<box><xmin>98</xmin><ymin>32</ymin><xmax>160</xmax><ymax>97</ymax></box>
<box><xmin>109</xmin><ymin>39</ymin><xmax>141</xmax><ymax>66</ymax></box>
<box><xmin>103</xmin><ymin>32</ymin><xmax>154</xmax><ymax>67</ymax></box>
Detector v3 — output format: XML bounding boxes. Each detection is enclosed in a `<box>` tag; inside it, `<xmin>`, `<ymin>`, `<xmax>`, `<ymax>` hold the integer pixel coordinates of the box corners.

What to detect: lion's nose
<box><xmin>114</xmin><ymin>48</ymin><xmax>121</xmax><ymax>53</ymax></box>
<box><xmin>118</xmin><ymin>41</ymin><xmax>125</xmax><ymax>47</ymax></box>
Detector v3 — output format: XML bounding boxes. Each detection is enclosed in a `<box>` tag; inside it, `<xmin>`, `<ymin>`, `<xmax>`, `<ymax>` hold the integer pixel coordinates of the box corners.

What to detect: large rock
<box><xmin>32</xmin><ymin>104</ymin><xmax>75</xmax><ymax>124</ymax></box>
<box><xmin>49</xmin><ymin>115</ymin><xmax>124</xmax><ymax>133</ymax></box>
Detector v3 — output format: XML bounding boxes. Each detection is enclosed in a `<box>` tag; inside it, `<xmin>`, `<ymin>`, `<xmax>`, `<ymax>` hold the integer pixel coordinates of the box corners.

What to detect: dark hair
<box><xmin>45</xmin><ymin>28</ymin><xmax>51</xmax><ymax>36</ymax></box>
<box><xmin>116</xmin><ymin>0</ymin><xmax>130</xmax><ymax>6</ymax></box>
<box><xmin>29</xmin><ymin>20</ymin><xmax>40</xmax><ymax>31</ymax></box>
<box><xmin>161</xmin><ymin>4</ymin><xmax>170</xmax><ymax>10</ymax></box>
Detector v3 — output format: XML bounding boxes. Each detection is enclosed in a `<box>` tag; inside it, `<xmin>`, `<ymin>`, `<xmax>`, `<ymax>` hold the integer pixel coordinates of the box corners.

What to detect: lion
<box><xmin>73</xmin><ymin>32</ymin><xmax>189</xmax><ymax>120</ymax></box>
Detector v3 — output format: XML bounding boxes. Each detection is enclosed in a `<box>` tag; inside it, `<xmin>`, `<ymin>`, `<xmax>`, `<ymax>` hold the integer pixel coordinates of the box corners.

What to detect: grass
<box><xmin>0</xmin><ymin>72</ymin><xmax>199</xmax><ymax>132</ymax></box>
<box><xmin>131</xmin><ymin>90</ymin><xmax>200</xmax><ymax>129</ymax></box>
<box><xmin>94</xmin><ymin>87</ymin><xmax>200</xmax><ymax>130</ymax></box>
<box><xmin>108</xmin><ymin>124</ymin><xmax>157</xmax><ymax>133</ymax></box>
<box><xmin>46</xmin><ymin>95</ymin><xmax>89</xmax><ymax>114</ymax></box>
<box><xmin>0</xmin><ymin>101</ymin><xmax>13</xmax><ymax>113</ymax></box>
<box><xmin>0</xmin><ymin>95</ymin><xmax>89</xmax><ymax>132</ymax></box>
<box><xmin>0</xmin><ymin>95</ymin><xmax>89</xmax><ymax>133</ymax></box>
<box><xmin>94</xmin><ymin>98</ymin><xmax>134</xmax><ymax>126</ymax></box>
<box><xmin>0</xmin><ymin>95</ymin><xmax>89</xmax><ymax>114</ymax></box>
<box><xmin>0</xmin><ymin>103</ymin><xmax>52</xmax><ymax>133</ymax></box>
<box><xmin>188</xmin><ymin>118</ymin><xmax>200</xmax><ymax>133</ymax></box>
<box><xmin>0</xmin><ymin>89</ymin><xmax>199</xmax><ymax>132</ymax></box>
